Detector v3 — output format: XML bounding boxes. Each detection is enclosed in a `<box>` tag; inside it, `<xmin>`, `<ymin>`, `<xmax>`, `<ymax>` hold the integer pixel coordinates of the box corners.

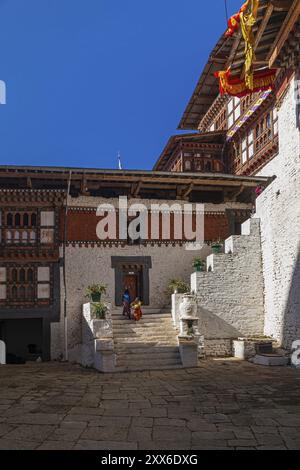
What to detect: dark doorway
<box><xmin>123</xmin><ymin>274</ymin><xmax>138</xmax><ymax>301</ymax></box>
<box><xmin>122</xmin><ymin>265</ymin><xmax>143</xmax><ymax>302</ymax></box>
<box><xmin>112</xmin><ymin>256</ymin><xmax>152</xmax><ymax>306</ymax></box>
<box><xmin>0</xmin><ymin>319</ymin><xmax>43</xmax><ymax>363</ymax></box>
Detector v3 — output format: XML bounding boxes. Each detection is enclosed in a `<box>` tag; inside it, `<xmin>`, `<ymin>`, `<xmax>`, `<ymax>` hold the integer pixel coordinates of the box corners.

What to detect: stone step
<box><xmin>116</xmin><ymin>354</ymin><xmax>181</xmax><ymax>365</ymax></box>
<box><xmin>114</xmin><ymin>334</ymin><xmax>177</xmax><ymax>339</ymax></box>
<box><xmin>113</xmin><ymin>319</ymin><xmax>173</xmax><ymax>326</ymax></box>
<box><xmin>115</xmin><ymin>344</ymin><xmax>179</xmax><ymax>352</ymax></box>
<box><xmin>114</xmin><ymin>363</ymin><xmax>183</xmax><ymax>373</ymax></box>
<box><xmin>114</xmin><ymin>327</ymin><xmax>175</xmax><ymax>332</ymax></box>
<box><xmin>115</xmin><ymin>340</ymin><xmax>178</xmax><ymax>346</ymax></box>
<box><xmin>111</xmin><ymin>308</ymin><xmax>180</xmax><ymax>372</ymax></box>
<box><xmin>111</xmin><ymin>308</ymin><xmax>171</xmax><ymax>315</ymax></box>
<box><xmin>116</xmin><ymin>356</ymin><xmax>182</xmax><ymax>367</ymax></box>
<box><xmin>112</xmin><ymin>315</ymin><xmax>172</xmax><ymax>322</ymax></box>
<box><xmin>113</xmin><ymin>328</ymin><xmax>175</xmax><ymax>335</ymax></box>
<box><xmin>115</xmin><ymin>348</ymin><xmax>180</xmax><ymax>357</ymax></box>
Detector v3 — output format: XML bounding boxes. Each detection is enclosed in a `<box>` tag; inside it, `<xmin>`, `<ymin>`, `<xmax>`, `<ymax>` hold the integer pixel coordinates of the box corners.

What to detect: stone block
<box><xmin>95</xmin><ymin>339</ymin><xmax>114</xmax><ymax>352</ymax></box>
<box><xmin>94</xmin><ymin>350</ymin><xmax>116</xmax><ymax>373</ymax></box>
<box><xmin>251</xmin><ymin>354</ymin><xmax>289</xmax><ymax>367</ymax></box>
<box><xmin>171</xmin><ymin>293</ymin><xmax>184</xmax><ymax>328</ymax></box>
<box><xmin>0</xmin><ymin>340</ymin><xmax>6</xmax><ymax>365</ymax></box>
<box><xmin>92</xmin><ymin>319</ymin><xmax>113</xmax><ymax>339</ymax></box>
<box><xmin>179</xmin><ymin>339</ymin><xmax>198</xmax><ymax>367</ymax></box>
<box><xmin>233</xmin><ymin>340</ymin><xmax>256</xmax><ymax>360</ymax></box>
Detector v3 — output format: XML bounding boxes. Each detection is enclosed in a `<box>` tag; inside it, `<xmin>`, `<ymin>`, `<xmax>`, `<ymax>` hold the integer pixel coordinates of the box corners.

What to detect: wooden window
<box><xmin>273</xmin><ymin>108</ymin><xmax>278</xmax><ymax>136</ymax></box>
<box><xmin>185</xmin><ymin>160</ymin><xmax>192</xmax><ymax>171</ymax></box>
<box><xmin>227</xmin><ymin>98</ymin><xmax>241</xmax><ymax>129</ymax></box>
<box><xmin>0</xmin><ymin>268</ymin><xmax>6</xmax><ymax>300</ymax></box>
<box><xmin>248</xmin><ymin>130</ymin><xmax>254</xmax><ymax>159</ymax></box>
<box><xmin>37</xmin><ymin>267</ymin><xmax>51</xmax><ymax>300</ymax></box>
<box><xmin>255</xmin><ymin>112</ymin><xmax>274</xmax><ymax>153</ymax></box>
<box><xmin>235</xmin><ymin>97</ymin><xmax>241</xmax><ymax>120</ymax></box>
<box><xmin>242</xmin><ymin>137</ymin><xmax>247</xmax><ymax>164</ymax></box>
<box><xmin>7</xmin><ymin>213</ymin><xmax>13</xmax><ymax>227</ymax></box>
<box><xmin>23</xmin><ymin>213</ymin><xmax>29</xmax><ymax>227</ymax></box>
<box><xmin>215</xmin><ymin>108</ymin><xmax>227</xmax><ymax>130</ymax></box>
<box><xmin>1</xmin><ymin>265</ymin><xmax>53</xmax><ymax>306</ymax></box>
<box><xmin>2</xmin><ymin>210</ymin><xmax>39</xmax><ymax>246</ymax></box>
<box><xmin>31</xmin><ymin>213</ymin><xmax>37</xmax><ymax>226</ymax></box>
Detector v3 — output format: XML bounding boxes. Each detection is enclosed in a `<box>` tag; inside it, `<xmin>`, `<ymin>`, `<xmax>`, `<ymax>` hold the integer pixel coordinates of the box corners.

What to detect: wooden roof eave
<box><xmin>178</xmin><ymin>35</ymin><xmax>235</xmax><ymax>130</ymax></box>
<box><xmin>268</xmin><ymin>0</ymin><xmax>300</xmax><ymax>67</ymax></box>
<box><xmin>0</xmin><ymin>166</ymin><xmax>270</xmax><ymax>189</ymax></box>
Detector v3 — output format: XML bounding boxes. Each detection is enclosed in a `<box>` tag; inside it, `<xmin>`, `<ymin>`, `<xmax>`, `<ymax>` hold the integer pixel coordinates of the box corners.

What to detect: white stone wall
<box><xmin>192</xmin><ymin>218</ymin><xmax>265</xmax><ymax>337</ymax></box>
<box><xmin>52</xmin><ymin>243</ymin><xmax>211</xmax><ymax>360</ymax></box>
<box><xmin>205</xmin><ymin>339</ymin><xmax>232</xmax><ymax>357</ymax></box>
<box><xmin>256</xmin><ymin>77</ymin><xmax>300</xmax><ymax>348</ymax></box>
<box><xmin>49</xmin><ymin>195</ymin><xmax>252</xmax><ymax>360</ymax></box>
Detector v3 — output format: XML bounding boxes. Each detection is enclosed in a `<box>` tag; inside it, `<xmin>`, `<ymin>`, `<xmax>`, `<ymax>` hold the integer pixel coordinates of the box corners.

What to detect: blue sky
<box><xmin>0</xmin><ymin>0</ymin><xmax>242</xmax><ymax>170</ymax></box>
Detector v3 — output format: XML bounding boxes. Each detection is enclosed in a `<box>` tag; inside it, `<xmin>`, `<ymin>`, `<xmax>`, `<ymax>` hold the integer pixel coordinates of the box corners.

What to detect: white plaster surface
<box><xmin>256</xmin><ymin>78</ymin><xmax>300</xmax><ymax>348</ymax></box>
<box><xmin>192</xmin><ymin>218</ymin><xmax>265</xmax><ymax>337</ymax></box>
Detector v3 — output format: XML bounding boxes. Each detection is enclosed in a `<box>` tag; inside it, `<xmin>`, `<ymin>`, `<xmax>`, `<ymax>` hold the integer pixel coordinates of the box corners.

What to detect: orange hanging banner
<box><xmin>214</xmin><ymin>68</ymin><xmax>277</xmax><ymax>98</ymax></box>
<box><xmin>225</xmin><ymin>1</ymin><xmax>249</xmax><ymax>37</ymax></box>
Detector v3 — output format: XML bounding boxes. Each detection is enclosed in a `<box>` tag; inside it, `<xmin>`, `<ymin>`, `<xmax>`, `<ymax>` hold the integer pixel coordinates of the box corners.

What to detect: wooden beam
<box><xmin>268</xmin><ymin>0</ymin><xmax>300</xmax><ymax>67</ymax></box>
<box><xmin>227</xmin><ymin>185</ymin><xmax>245</xmax><ymax>201</ymax></box>
<box><xmin>181</xmin><ymin>183</ymin><xmax>194</xmax><ymax>199</ymax></box>
<box><xmin>226</xmin><ymin>31</ymin><xmax>243</xmax><ymax>70</ymax></box>
<box><xmin>132</xmin><ymin>180</ymin><xmax>143</xmax><ymax>197</ymax></box>
<box><xmin>254</xmin><ymin>4</ymin><xmax>274</xmax><ymax>51</ymax></box>
<box><xmin>26</xmin><ymin>177</ymin><xmax>32</xmax><ymax>189</ymax></box>
<box><xmin>271</xmin><ymin>0</ymin><xmax>294</xmax><ymax>11</ymax></box>
<box><xmin>80</xmin><ymin>174</ymin><xmax>90</xmax><ymax>195</ymax></box>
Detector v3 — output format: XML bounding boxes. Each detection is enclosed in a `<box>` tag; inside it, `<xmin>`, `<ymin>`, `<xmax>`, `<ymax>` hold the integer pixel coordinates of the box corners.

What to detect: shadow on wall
<box><xmin>282</xmin><ymin>244</ymin><xmax>300</xmax><ymax>349</ymax></box>
<box><xmin>197</xmin><ymin>306</ymin><xmax>241</xmax><ymax>340</ymax></box>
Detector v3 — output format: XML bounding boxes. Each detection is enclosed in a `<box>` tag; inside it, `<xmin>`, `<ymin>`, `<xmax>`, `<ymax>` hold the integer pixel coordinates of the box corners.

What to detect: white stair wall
<box><xmin>192</xmin><ymin>218</ymin><xmax>265</xmax><ymax>338</ymax></box>
<box><xmin>112</xmin><ymin>311</ymin><xmax>183</xmax><ymax>372</ymax></box>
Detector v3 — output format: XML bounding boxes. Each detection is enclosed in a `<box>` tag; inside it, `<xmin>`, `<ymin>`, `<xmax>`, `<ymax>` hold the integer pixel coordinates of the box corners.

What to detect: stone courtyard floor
<box><xmin>0</xmin><ymin>360</ymin><xmax>300</xmax><ymax>450</ymax></box>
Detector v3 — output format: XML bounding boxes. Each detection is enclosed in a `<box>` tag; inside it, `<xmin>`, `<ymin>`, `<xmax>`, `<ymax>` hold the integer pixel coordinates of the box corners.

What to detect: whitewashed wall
<box><xmin>256</xmin><ymin>77</ymin><xmax>300</xmax><ymax>348</ymax></box>
<box><xmin>191</xmin><ymin>218</ymin><xmax>265</xmax><ymax>338</ymax></box>
<box><xmin>50</xmin><ymin>196</ymin><xmax>252</xmax><ymax>360</ymax></box>
<box><xmin>51</xmin><ymin>243</ymin><xmax>211</xmax><ymax>361</ymax></box>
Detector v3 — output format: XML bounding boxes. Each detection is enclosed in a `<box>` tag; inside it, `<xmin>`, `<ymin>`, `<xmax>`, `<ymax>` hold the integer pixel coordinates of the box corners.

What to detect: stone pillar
<box><xmin>81</xmin><ymin>302</ymin><xmax>115</xmax><ymax>373</ymax></box>
<box><xmin>0</xmin><ymin>340</ymin><xmax>6</xmax><ymax>365</ymax></box>
<box><xmin>171</xmin><ymin>293</ymin><xmax>184</xmax><ymax>328</ymax></box>
<box><xmin>179</xmin><ymin>339</ymin><xmax>199</xmax><ymax>367</ymax></box>
<box><xmin>94</xmin><ymin>339</ymin><xmax>115</xmax><ymax>373</ymax></box>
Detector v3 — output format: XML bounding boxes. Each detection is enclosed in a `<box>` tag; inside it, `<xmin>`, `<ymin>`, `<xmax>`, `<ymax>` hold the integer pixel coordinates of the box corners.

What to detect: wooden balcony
<box><xmin>233</xmin><ymin>132</ymin><xmax>279</xmax><ymax>176</ymax></box>
<box><xmin>1</xmin><ymin>228</ymin><xmax>38</xmax><ymax>246</ymax></box>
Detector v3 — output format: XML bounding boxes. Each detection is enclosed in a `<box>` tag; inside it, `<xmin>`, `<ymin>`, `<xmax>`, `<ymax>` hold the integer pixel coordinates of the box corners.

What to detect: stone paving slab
<box><xmin>0</xmin><ymin>361</ymin><xmax>299</xmax><ymax>450</ymax></box>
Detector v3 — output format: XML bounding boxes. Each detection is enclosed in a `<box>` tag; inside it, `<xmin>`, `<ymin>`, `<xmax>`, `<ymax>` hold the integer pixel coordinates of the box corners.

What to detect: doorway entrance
<box><xmin>0</xmin><ymin>319</ymin><xmax>43</xmax><ymax>363</ymax></box>
<box><xmin>123</xmin><ymin>274</ymin><xmax>138</xmax><ymax>301</ymax></box>
<box><xmin>122</xmin><ymin>266</ymin><xmax>143</xmax><ymax>302</ymax></box>
<box><xmin>112</xmin><ymin>256</ymin><xmax>152</xmax><ymax>306</ymax></box>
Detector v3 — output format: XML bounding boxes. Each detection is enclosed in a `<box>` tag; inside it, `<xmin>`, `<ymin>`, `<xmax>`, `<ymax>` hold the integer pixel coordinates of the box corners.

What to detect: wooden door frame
<box><xmin>111</xmin><ymin>256</ymin><xmax>152</xmax><ymax>306</ymax></box>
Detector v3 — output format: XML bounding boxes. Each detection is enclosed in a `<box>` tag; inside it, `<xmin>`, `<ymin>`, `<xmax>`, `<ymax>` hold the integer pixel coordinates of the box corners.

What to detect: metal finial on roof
<box><xmin>224</xmin><ymin>0</ymin><xmax>229</xmax><ymax>23</ymax></box>
<box><xmin>117</xmin><ymin>151</ymin><xmax>123</xmax><ymax>170</ymax></box>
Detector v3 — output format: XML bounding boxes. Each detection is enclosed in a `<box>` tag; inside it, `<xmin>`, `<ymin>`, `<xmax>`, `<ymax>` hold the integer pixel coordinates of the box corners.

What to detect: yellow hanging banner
<box><xmin>240</xmin><ymin>0</ymin><xmax>260</xmax><ymax>90</ymax></box>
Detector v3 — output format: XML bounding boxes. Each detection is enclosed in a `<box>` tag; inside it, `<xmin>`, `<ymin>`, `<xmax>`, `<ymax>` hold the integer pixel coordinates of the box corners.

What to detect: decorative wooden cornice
<box><xmin>0</xmin><ymin>189</ymin><xmax>65</xmax><ymax>205</ymax></box>
<box><xmin>198</xmin><ymin>95</ymin><xmax>228</xmax><ymax>132</ymax></box>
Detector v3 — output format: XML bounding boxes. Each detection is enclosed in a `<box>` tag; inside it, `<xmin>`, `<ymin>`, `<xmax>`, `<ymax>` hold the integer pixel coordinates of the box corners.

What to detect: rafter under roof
<box><xmin>178</xmin><ymin>0</ymin><xmax>295</xmax><ymax>131</ymax></box>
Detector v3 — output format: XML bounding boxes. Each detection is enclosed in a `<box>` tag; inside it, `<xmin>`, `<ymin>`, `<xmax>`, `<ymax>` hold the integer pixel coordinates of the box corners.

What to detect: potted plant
<box><xmin>193</xmin><ymin>257</ymin><xmax>205</xmax><ymax>272</ymax></box>
<box><xmin>167</xmin><ymin>279</ymin><xmax>190</xmax><ymax>295</ymax></box>
<box><xmin>211</xmin><ymin>240</ymin><xmax>223</xmax><ymax>254</ymax></box>
<box><xmin>85</xmin><ymin>284</ymin><xmax>107</xmax><ymax>303</ymax></box>
<box><xmin>91</xmin><ymin>302</ymin><xmax>108</xmax><ymax>320</ymax></box>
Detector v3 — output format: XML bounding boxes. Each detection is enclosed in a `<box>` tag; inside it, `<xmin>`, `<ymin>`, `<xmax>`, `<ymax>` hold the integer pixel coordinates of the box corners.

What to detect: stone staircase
<box><xmin>111</xmin><ymin>310</ymin><xmax>183</xmax><ymax>372</ymax></box>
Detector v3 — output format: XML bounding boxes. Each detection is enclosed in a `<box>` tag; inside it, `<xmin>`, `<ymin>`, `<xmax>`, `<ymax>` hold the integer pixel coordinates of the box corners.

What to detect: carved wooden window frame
<box><xmin>0</xmin><ymin>264</ymin><xmax>53</xmax><ymax>308</ymax></box>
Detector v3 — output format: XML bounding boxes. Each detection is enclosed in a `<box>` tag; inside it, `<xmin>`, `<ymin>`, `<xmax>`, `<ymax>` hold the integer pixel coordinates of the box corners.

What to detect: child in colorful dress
<box><xmin>131</xmin><ymin>298</ymin><xmax>143</xmax><ymax>322</ymax></box>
